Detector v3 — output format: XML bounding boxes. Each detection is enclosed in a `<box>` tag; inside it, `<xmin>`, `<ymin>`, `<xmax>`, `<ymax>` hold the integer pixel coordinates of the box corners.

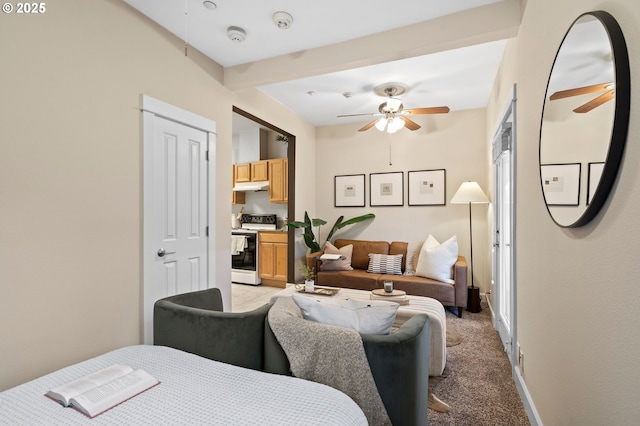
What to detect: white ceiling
<box><xmin>124</xmin><ymin>0</ymin><xmax>515</xmax><ymax>127</ymax></box>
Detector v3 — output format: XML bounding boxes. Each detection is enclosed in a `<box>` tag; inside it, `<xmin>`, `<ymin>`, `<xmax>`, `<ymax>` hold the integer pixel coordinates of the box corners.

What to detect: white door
<box><xmin>492</xmin><ymin>86</ymin><xmax>517</xmax><ymax>365</ymax></box>
<box><xmin>142</xmin><ymin>97</ymin><xmax>216</xmax><ymax>344</ymax></box>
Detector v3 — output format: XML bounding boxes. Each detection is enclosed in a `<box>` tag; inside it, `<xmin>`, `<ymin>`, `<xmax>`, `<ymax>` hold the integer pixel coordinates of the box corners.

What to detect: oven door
<box><xmin>231</xmin><ymin>231</ymin><xmax>260</xmax><ymax>285</ymax></box>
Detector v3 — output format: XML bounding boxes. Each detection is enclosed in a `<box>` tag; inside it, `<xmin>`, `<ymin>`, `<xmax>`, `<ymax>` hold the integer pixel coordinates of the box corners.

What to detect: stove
<box><xmin>240</xmin><ymin>213</ymin><xmax>278</xmax><ymax>231</ymax></box>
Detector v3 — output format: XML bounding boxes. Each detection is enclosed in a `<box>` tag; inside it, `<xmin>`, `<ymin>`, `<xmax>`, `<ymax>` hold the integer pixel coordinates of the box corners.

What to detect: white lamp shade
<box><xmin>374</xmin><ymin>118</ymin><xmax>387</xmax><ymax>131</ymax></box>
<box><xmin>450</xmin><ymin>181</ymin><xmax>490</xmax><ymax>204</ymax></box>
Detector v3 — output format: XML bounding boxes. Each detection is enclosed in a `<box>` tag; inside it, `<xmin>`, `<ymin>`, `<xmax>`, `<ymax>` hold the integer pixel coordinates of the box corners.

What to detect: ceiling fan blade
<box><xmin>358</xmin><ymin>119</ymin><xmax>380</xmax><ymax>132</ymax></box>
<box><xmin>549</xmin><ymin>82</ymin><xmax>614</xmax><ymax>100</ymax></box>
<box><xmin>400</xmin><ymin>116</ymin><xmax>421</xmax><ymax>131</ymax></box>
<box><xmin>404</xmin><ymin>106</ymin><xmax>450</xmax><ymax>115</ymax></box>
<box><xmin>573</xmin><ymin>90</ymin><xmax>615</xmax><ymax>113</ymax></box>
<box><xmin>337</xmin><ymin>112</ymin><xmax>379</xmax><ymax>118</ymax></box>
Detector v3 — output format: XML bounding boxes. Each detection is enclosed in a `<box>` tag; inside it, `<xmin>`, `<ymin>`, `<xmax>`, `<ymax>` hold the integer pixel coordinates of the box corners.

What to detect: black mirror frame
<box><xmin>539</xmin><ymin>10</ymin><xmax>630</xmax><ymax>228</ymax></box>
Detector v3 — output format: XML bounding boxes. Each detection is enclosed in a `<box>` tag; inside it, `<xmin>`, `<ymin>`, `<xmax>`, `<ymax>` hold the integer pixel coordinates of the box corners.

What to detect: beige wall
<box><xmin>487</xmin><ymin>0</ymin><xmax>640</xmax><ymax>423</ymax></box>
<box><xmin>0</xmin><ymin>0</ymin><xmax>315</xmax><ymax>390</ymax></box>
<box><xmin>314</xmin><ymin>109</ymin><xmax>491</xmax><ymax>288</ymax></box>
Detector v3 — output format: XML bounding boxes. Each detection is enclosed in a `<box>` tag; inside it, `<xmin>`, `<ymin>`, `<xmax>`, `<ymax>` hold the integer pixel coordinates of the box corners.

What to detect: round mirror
<box><xmin>539</xmin><ymin>11</ymin><xmax>630</xmax><ymax>227</ymax></box>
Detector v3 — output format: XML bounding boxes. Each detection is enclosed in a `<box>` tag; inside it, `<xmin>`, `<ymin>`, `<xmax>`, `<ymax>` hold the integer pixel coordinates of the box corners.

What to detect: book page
<box><xmin>46</xmin><ymin>364</ymin><xmax>133</xmax><ymax>406</ymax></box>
<box><xmin>70</xmin><ymin>369</ymin><xmax>159</xmax><ymax>418</ymax></box>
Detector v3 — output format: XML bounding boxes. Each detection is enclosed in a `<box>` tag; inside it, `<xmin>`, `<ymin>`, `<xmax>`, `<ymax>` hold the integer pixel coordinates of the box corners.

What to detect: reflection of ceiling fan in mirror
<box><xmin>549</xmin><ymin>82</ymin><xmax>615</xmax><ymax>113</ymax></box>
<box><xmin>337</xmin><ymin>83</ymin><xmax>450</xmax><ymax>133</ymax></box>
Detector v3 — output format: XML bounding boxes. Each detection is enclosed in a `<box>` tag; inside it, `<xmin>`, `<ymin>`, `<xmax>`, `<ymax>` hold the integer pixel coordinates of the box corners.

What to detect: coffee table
<box><xmin>271</xmin><ymin>284</ymin><xmax>446</xmax><ymax>377</ymax></box>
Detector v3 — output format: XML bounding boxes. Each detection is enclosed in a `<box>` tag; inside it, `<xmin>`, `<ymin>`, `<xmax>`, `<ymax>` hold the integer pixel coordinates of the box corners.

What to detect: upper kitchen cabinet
<box><xmin>269</xmin><ymin>158</ymin><xmax>288</xmax><ymax>203</ymax></box>
<box><xmin>251</xmin><ymin>160</ymin><xmax>269</xmax><ymax>182</ymax></box>
<box><xmin>234</xmin><ymin>163</ymin><xmax>251</xmax><ymax>183</ymax></box>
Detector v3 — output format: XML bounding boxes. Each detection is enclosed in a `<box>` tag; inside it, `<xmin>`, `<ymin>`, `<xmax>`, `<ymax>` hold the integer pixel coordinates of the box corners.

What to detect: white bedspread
<box><xmin>0</xmin><ymin>345</ymin><xmax>367</xmax><ymax>425</ymax></box>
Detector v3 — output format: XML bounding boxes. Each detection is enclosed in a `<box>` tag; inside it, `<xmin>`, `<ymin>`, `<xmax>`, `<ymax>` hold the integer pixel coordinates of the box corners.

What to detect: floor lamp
<box><xmin>451</xmin><ymin>181</ymin><xmax>489</xmax><ymax>313</ymax></box>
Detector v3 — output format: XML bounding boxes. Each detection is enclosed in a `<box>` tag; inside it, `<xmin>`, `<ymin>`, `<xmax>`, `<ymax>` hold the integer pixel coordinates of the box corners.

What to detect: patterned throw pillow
<box><xmin>367</xmin><ymin>253</ymin><xmax>403</xmax><ymax>275</ymax></box>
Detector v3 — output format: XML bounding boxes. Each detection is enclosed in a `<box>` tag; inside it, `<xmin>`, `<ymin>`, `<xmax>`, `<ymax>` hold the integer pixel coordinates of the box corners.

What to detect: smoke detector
<box><xmin>273</xmin><ymin>11</ymin><xmax>293</xmax><ymax>29</ymax></box>
<box><xmin>227</xmin><ymin>26</ymin><xmax>246</xmax><ymax>43</ymax></box>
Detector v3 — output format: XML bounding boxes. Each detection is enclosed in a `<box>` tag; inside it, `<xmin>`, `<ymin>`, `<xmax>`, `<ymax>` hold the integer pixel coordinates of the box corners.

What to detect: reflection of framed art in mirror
<box><xmin>540</xmin><ymin>163</ymin><xmax>581</xmax><ymax>206</ymax></box>
<box><xmin>587</xmin><ymin>162</ymin><xmax>604</xmax><ymax>205</ymax></box>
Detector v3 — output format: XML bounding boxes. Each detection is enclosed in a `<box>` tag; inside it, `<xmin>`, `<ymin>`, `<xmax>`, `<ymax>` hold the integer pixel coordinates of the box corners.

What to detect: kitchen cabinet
<box><xmin>232</xmin><ymin>164</ymin><xmax>245</xmax><ymax>205</ymax></box>
<box><xmin>251</xmin><ymin>160</ymin><xmax>269</xmax><ymax>182</ymax></box>
<box><xmin>259</xmin><ymin>231</ymin><xmax>288</xmax><ymax>287</ymax></box>
<box><xmin>268</xmin><ymin>158</ymin><xmax>288</xmax><ymax>203</ymax></box>
<box><xmin>235</xmin><ymin>163</ymin><xmax>251</xmax><ymax>183</ymax></box>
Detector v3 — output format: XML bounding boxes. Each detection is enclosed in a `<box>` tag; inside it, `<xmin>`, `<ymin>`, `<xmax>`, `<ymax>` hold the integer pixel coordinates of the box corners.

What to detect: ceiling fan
<box><xmin>337</xmin><ymin>84</ymin><xmax>450</xmax><ymax>133</ymax></box>
<box><xmin>549</xmin><ymin>82</ymin><xmax>615</xmax><ymax>113</ymax></box>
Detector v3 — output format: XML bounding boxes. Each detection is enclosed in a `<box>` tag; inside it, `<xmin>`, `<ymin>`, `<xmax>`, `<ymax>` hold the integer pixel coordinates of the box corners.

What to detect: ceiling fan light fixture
<box><xmin>375</xmin><ymin>118</ymin><xmax>387</xmax><ymax>131</ymax></box>
<box><xmin>386</xmin><ymin>97</ymin><xmax>402</xmax><ymax>111</ymax></box>
<box><xmin>387</xmin><ymin>117</ymin><xmax>405</xmax><ymax>133</ymax></box>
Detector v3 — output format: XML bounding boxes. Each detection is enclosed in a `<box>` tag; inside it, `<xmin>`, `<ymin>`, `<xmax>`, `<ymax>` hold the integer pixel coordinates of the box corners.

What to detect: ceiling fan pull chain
<box><xmin>389</xmin><ymin>143</ymin><xmax>393</xmax><ymax>166</ymax></box>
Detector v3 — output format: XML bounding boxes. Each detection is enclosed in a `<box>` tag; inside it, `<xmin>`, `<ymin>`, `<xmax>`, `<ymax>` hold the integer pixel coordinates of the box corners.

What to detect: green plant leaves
<box><xmin>286</xmin><ymin>211</ymin><xmax>375</xmax><ymax>253</ymax></box>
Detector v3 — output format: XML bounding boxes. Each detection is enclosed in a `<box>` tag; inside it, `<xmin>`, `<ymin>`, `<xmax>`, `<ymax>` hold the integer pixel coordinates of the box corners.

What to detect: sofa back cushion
<box><xmin>335</xmin><ymin>239</ymin><xmax>390</xmax><ymax>270</ymax></box>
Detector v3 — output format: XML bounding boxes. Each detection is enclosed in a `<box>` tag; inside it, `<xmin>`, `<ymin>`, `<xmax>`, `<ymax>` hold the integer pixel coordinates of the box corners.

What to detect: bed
<box><xmin>0</xmin><ymin>345</ymin><xmax>368</xmax><ymax>425</ymax></box>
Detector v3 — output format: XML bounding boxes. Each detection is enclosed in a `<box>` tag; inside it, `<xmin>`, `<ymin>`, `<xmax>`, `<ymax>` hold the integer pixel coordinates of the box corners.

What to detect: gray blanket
<box><xmin>268</xmin><ymin>296</ymin><xmax>391</xmax><ymax>426</ymax></box>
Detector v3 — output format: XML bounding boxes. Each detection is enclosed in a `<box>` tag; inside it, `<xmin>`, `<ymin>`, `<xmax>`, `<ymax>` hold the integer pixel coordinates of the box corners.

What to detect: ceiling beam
<box><xmin>223</xmin><ymin>0</ymin><xmax>522</xmax><ymax>91</ymax></box>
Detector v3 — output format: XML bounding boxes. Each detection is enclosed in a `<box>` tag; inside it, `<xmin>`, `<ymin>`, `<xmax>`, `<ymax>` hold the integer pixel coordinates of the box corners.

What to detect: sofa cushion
<box><xmin>292</xmin><ymin>293</ymin><xmax>399</xmax><ymax>335</ymax></box>
<box><xmin>367</xmin><ymin>253</ymin><xmax>403</xmax><ymax>275</ymax></box>
<box><xmin>335</xmin><ymin>239</ymin><xmax>390</xmax><ymax>270</ymax></box>
<box><xmin>415</xmin><ymin>235</ymin><xmax>458</xmax><ymax>284</ymax></box>
<box><xmin>321</xmin><ymin>242</ymin><xmax>353</xmax><ymax>271</ymax></box>
<box><xmin>317</xmin><ymin>269</ymin><xmax>380</xmax><ymax>291</ymax></box>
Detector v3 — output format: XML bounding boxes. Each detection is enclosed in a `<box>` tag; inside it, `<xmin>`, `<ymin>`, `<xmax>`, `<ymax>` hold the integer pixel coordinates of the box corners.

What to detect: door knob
<box><xmin>157</xmin><ymin>248</ymin><xmax>176</xmax><ymax>258</ymax></box>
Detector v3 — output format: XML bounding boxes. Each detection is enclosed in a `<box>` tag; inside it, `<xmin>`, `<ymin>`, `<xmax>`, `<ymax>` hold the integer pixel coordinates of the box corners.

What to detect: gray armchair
<box><xmin>154</xmin><ymin>288</ymin><xmax>269</xmax><ymax>371</ymax></box>
<box><xmin>154</xmin><ymin>288</ymin><xmax>429</xmax><ymax>426</ymax></box>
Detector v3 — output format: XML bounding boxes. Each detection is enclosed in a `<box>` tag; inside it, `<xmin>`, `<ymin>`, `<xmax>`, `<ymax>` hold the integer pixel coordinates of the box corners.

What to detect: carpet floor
<box><xmin>428</xmin><ymin>303</ymin><xmax>531</xmax><ymax>425</ymax></box>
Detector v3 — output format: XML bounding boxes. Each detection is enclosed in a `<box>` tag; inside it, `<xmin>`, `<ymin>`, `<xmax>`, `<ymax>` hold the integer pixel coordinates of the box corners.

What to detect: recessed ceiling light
<box><xmin>273</xmin><ymin>11</ymin><xmax>293</xmax><ymax>29</ymax></box>
<box><xmin>202</xmin><ymin>1</ymin><xmax>217</xmax><ymax>10</ymax></box>
<box><xmin>307</xmin><ymin>91</ymin><xmax>316</xmax><ymax>96</ymax></box>
<box><xmin>342</xmin><ymin>92</ymin><xmax>354</xmax><ymax>99</ymax></box>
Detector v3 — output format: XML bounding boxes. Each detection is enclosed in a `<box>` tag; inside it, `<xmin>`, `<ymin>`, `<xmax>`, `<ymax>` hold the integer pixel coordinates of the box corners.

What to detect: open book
<box><xmin>45</xmin><ymin>364</ymin><xmax>160</xmax><ymax>418</ymax></box>
<box><xmin>319</xmin><ymin>253</ymin><xmax>345</xmax><ymax>261</ymax></box>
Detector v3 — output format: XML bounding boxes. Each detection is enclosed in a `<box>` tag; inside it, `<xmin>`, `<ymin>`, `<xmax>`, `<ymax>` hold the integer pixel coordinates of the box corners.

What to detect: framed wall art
<box><xmin>587</xmin><ymin>162</ymin><xmax>604</xmax><ymax>205</ymax></box>
<box><xmin>370</xmin><ymin>172</ymin><xmax>404</xmax><ymax>206</ymax></box>
<box><xmin>540</xmin><ymin>163</ymin><xmax>581</xmax><ymax>206</ymax></box>
<box><xmin>334</xmin><ymin>174</ymin><xmax>365</xmax><ymax>207</ymax></box>
<box><xmin>408</xmin><ymin>169</ymin><xmax>446</xmax><ymax>206</ymax></box>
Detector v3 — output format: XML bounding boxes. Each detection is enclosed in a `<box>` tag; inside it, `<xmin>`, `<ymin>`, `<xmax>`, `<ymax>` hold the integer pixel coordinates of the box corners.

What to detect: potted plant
<box><xmin>286</xmin><ymin>211</ymin><xmax>375</xmax><ymax>253</ymax></box>
<box><xmin>299</xmin><ymin>262</ymin><xmax>315</xmax><ymax>293</ymax></box>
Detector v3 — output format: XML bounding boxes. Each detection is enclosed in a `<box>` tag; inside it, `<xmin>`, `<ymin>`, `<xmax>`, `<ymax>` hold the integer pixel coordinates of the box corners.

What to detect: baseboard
<box><xmin>513</xmin><ymin>366</ymin><xmax>543</xmax><ymax>425</ymax></box>
<box><xmin>482</xmin><ymin>292</ymin><xmax>496</xmax><ymax>319</ymax></box>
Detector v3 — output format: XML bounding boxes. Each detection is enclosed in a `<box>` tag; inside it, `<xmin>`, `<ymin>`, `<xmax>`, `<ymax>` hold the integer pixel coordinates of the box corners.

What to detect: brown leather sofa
<box><xmin>308</xmin><ymin>238</ymin><xmax>468</xmax><ymax>314</ymax></box>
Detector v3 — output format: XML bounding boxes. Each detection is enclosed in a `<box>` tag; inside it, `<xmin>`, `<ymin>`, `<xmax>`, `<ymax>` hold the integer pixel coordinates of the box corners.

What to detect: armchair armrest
<box><xmin>154</xmin><ymin>288</ymin><xmax>269</xmax><ymax>371</ymax></box>
<box><xmin>362</xmin><ymin>314</ymin><xmax>430</xmax><ymax>426</ymax></box>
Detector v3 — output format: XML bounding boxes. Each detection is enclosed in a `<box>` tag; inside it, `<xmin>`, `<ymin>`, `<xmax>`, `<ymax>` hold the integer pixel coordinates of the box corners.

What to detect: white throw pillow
<box><xmin>291</xmin><ymin>294</ymin><xmax>399</xmax><ymax>335</ymax></box>
<box><xmin>321</xmin><ymin>242</ymin><xmax>354</xmax><ymax>271</ymax></box>
<box><xmin>367</xmin><ymin>253</ymin><xmax>403</xmax><ymax>275</ymax></box>
<box><xmin>415</xmin><ymin>235</ymin><xmax>458</xmax><ymax>284</ymax></box>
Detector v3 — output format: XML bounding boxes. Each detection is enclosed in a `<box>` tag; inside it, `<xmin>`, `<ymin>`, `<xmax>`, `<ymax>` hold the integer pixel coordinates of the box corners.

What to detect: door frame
<box><xmin>491</xmin><ymin>85</ymin><xmax>517</xmax><ymax>366</ymax></box>
<box><xmin>142</xmin><ymin>95</ymin><xmax>217</xmax><ymax>344</ymax></box>
<box><xmin>232</xmin><ymin>106</ymin><xmax>296</xmax><ymax>282</ymax></box>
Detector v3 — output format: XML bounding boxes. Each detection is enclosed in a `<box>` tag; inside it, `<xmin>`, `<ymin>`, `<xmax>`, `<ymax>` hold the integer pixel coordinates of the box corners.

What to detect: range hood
<box><xmin>232</xmin><ymin>181</ymin><xmax>269</xmax><ymax>192</ymax></box>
